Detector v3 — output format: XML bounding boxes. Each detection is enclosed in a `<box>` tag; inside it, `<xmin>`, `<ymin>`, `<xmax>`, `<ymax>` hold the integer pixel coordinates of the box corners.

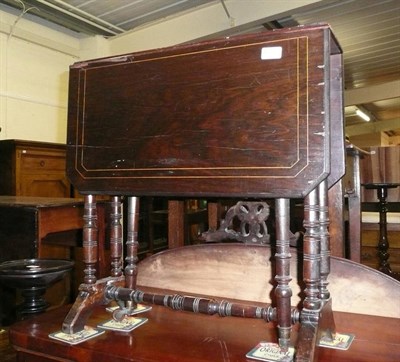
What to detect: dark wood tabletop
<box><xmin>9</xmin><ymin>304</ymin><xmax>400</xmax><ymax>362</ymax></box>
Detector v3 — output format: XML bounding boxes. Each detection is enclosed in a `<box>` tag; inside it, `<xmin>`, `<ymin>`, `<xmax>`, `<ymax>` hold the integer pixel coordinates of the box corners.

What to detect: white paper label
<box><xmin>261</xmin><ymin>46</ymin><xmax>282</xmax><ymax>60</ymax></box>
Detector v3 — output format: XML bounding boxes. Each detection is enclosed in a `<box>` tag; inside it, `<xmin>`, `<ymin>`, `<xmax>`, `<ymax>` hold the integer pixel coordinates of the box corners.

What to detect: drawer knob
<box><xmin>40</xmin><ymin>160</ymin><xmax>46</xmax><ymax>167</ymax></box>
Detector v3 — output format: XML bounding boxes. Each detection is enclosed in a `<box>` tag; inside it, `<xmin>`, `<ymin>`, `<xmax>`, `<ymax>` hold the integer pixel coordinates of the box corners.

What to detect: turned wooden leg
<box><xmin>62</xmin><ymin>195</ymin><xmax>126</xmax><ymax>334</ymax></box>
<box><xmin>319</xmin><ymin>179</ymin><xmax>331</xmax><ymax>301</ymax></box>
<box><xmin>296</xmin><ymin>188</ymin><xmax>321</xmax><ymax>361</ymax></box>
<box><xmin>317</xmin><ymin>180</ymin><xmax>336</xmax><ymax>343</ymax></box>
<box><xmin>125</xmin><ymin>196</ymin><xmax>139</xmax><ymax>289</ymax></box>
<box><xmin>302</xmin><ymin>188</ymin><xmax>322</xmax><ymax>312</ymax></box>
<box><xmin>123</xmin><ymin>196</ymin><xmax>140</xmax><ymax>313</ymax></box>
<box><xmin>83</xmin><ymin>195</ymin><xmax>98</xmax><ymax>285</ymax></box>
<box><xmin>296</xmin><ymin>182</ymin><xmax>336</xmax><ymax>361</ymax></box>
<box><xmin>274</xmin><ymin>198</ymin><xmax>293</xmax><ymax>351</ymax></box>
<box><xmin>110</xmin><ymin>196</ymin><xmax>123</xmax><ymax>277</ymax></box>
<box><xmin>376</xmin><ymin>186</ymin><xmax>392</xmax><ymax>274</ymax></box>
<box><xmin>363</xmin><ymin>183</ymin><xmax>400</xmax><ymax>280</ymax></box>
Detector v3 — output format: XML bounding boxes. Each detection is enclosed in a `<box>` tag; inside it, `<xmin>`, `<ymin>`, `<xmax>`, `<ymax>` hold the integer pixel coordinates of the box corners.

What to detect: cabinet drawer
<box><xmin>18</xmin><ymin>149</ymin><xmax>66</xmax><ymax>173</ymax></box>
<box><xmin>19</xmin><ymin>173</ymin><xmax>70</xmax><ymax>197</ymax></box>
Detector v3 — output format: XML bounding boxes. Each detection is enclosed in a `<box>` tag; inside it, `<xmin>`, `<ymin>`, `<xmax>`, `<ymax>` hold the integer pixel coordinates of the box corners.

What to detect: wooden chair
<box><xmin>62</xmin><ymin>24</ymin><xmax>345</xmax><ymax>361</ymax></box>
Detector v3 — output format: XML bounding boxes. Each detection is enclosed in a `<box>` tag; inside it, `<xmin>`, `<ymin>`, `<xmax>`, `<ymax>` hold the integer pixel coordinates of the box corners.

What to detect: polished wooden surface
<box><xmin>9</xmin><ymin>304</ymin><xmax>400</xmax><ymax>362</ymax></box>
<box><xmin>0</xmin><ymin>328</ymin><xmax>15</xmax><ymax>362</ymax></box>
<box><xmin>66</xmin><ymin>24</ymin><xmax>343</xmax><ymax>198</ymax></box>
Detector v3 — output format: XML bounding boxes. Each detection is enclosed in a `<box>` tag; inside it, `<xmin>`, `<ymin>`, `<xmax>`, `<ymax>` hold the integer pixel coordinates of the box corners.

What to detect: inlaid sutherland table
<box><xmin>9</xmin><ymin>23</ymin><xmax>400</xmax><ymax>362</ymax></box>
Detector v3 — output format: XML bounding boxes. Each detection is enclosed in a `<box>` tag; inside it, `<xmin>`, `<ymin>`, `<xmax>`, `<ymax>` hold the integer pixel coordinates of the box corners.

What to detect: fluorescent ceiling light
<box><xmin>355</xmin><ymin>108</ymin><xmax>371</xmax><ymax>122</ymax></box>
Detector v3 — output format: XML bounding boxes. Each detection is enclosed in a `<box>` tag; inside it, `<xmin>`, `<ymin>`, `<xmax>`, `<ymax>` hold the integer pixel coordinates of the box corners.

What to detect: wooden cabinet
<box><xmin>0</xmin><ymin>139</ymin><xmax>71</xmax><ymax>197</ymax></box>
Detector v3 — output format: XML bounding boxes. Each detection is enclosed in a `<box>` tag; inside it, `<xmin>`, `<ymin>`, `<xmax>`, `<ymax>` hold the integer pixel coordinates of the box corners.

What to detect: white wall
<box><xmin>0</xmin><ymin>0</ymin><xmax>322</xmax><ymax>144</ymax></box>
<box><xmin>0</xmin><ymin>6</ymin><xmax>81</xmax><ymax>143</ymax></box>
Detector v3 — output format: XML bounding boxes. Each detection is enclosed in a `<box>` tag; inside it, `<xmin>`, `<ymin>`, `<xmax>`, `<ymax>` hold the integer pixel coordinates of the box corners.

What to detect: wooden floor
<box><xmin>0</xmin><ymin>328</ymin><xmax>16</xmax><ymax>362</ymax></box>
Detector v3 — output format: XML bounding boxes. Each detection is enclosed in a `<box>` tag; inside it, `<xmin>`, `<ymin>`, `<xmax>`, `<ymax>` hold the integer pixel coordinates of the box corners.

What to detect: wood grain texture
<box><xmin>66</xmin><ymin>25</ymin><xmax>343</xmax><ymax>198</ymax></box>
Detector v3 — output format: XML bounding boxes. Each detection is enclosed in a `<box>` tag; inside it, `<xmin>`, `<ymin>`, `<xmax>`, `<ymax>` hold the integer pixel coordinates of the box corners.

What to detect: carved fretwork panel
<box><xmin>202</xmin><ymin>201</ymin><xmax>270</xmax><ymax>244</ymax></box>
<box><xmin>203</xmin><ymin>200</ymin><xmax>302</xmax><ymax>246</ymax></box>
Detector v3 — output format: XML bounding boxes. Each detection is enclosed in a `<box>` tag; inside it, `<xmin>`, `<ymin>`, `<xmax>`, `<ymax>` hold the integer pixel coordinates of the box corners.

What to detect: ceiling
<box><xmin>1</xmin><ymin>0</ymin><xmax>218</xmax><ymax>37</ymax></box>
<box><xmin>1</xmin><ymin>0</ymin><xmax>399</xmax><ymax>146</ymax></box>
